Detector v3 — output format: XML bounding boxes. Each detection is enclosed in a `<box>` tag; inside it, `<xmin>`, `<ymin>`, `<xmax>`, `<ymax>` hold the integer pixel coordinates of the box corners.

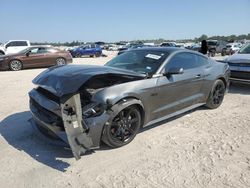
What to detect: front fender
<box><xmin>109</xmin><ymin>98</ymin><xmax>144</xmax><ymax>120</ymax></box>
<box><xmin>85</xmin><ymin>98</ymin><xmax>145</xmax><ymax>151</ymax></box>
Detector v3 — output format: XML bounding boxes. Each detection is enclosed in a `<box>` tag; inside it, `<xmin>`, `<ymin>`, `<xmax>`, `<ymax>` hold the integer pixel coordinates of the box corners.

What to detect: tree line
<box><xmin>31</xmin><ymin>33</ymin><xmax>250</xmax><ymax>46</ymax></box>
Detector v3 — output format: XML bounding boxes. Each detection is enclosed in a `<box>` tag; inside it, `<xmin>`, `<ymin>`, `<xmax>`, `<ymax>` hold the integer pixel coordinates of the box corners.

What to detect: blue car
<box><xmin>69</xmin><ymin>44</ymin><xmax>102</xmax><ymax>58</ymax></box>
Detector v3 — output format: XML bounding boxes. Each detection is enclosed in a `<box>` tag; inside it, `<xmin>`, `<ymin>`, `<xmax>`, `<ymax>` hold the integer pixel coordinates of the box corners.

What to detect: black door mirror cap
<box><xmin>163</xmin><ymin>67</ymin><xmax>184</xmax><ymax>76</ymax></box>
<box><xmin>26</xmin><ymin>51</ymin><xmax>31</xmax><ymax>57</ymax></box>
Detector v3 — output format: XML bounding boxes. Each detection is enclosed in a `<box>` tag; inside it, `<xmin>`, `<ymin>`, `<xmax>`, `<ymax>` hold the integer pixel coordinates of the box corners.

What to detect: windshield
<box><xmin>105</xmin><ymin>50</ymin><xmax>169</xmax><ymax>75</ymax></box>
<box><xmin>207</xmin><ymin>41</ymin><xmax>217</xmax><ymax>46</ymax></box>
<box><xmin>238</xmin><ymin>43</ymin><xmax>250</xmax><ymax>54</ymax></box>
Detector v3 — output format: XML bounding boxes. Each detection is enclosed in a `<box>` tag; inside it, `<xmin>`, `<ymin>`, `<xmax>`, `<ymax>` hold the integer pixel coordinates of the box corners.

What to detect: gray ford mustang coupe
<box><xmin>29</xmin><ymin>47</ymin><xmax>230</xmax><ymax>159</ymax></box>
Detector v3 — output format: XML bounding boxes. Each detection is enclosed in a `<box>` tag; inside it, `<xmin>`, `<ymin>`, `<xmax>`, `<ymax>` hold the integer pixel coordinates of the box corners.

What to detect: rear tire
<box><xmin>102</xmin><ymin>105</ymin><xmax>141</xmax><ymax>148</ymax></box>
<box><xmin>0</xmin><ymin>51</ymin><xmax>4</xmax><ymax>56</ymax></box>
<box><xmin>206</xmin><ymin>79</ymin><xmax>225</xmax><ymax>109</ymax></box>
<box><xmin>75</xmin><ymin>53</ymin><xmax>81</xmax><ymax>58</ymax></box>
<box><xmin>95</xmin><ymin>52</ymin><xmax>101</xmax><ymax>57</ymax></box>
<box><xmin>9</xmin><ymin>60</ymin><xmax>23</xmax><ymax>71</ymax></box>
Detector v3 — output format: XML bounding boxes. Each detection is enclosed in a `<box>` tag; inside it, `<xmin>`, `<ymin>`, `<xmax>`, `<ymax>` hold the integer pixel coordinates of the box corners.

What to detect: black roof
<box><xmin>130</xmin><ymin>47</ymin><xmax>205</xmax><ymax>57</ymax></box>
<box><xmin>131</xmin><ymin>47</ymin><xmax>184</xmax><ymax>53</ymax></box>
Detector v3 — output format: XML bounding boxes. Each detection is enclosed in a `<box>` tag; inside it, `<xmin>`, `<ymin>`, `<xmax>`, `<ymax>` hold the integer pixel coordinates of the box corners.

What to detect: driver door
<box><xmin>152</xmin><ymin>52</ymin><xmax>205</xmax><ymax>120</ymax></box>
<box><xmin>23</xmin><ymin>47</ymin><xmax>47</xmax><ymax>67</ymax></box>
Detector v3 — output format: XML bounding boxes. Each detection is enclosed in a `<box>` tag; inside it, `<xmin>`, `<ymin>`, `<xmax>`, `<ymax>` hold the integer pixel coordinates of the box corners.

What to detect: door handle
<box><xmin>151</xmin><ymin>93</ymin><xmax>158</xmax><ymax>96</ymax></box>
<box><xmin>195</xmin><ymin>74</ymin><xmax>201</xmax><ymax>78</ymax></box>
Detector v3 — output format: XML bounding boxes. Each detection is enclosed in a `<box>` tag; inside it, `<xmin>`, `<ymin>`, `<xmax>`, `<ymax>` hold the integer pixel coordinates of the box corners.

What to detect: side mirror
<box><xmin>26</xmin><ymin>51</ymin><xmax>31</xmax><ymax>57</ymax></box>
<box><xmin>163</xmin><ymin>67</ymin><xmax>184</xmax><ymax>76</ymax></box>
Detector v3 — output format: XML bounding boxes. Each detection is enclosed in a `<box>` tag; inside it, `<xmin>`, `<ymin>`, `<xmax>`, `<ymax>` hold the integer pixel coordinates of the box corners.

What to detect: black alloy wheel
<box><xmin>102</xmin><ymin>105</ymin><xmax>141</xmax><ymax>148</ymax></box>
<box><xmin>206</xmin><ymin>79</ymin><xmax>226</xmax><ymax>109</ymax></box>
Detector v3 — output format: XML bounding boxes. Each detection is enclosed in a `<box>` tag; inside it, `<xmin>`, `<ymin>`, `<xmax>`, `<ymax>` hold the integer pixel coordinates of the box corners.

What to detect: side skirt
<box><xmin>144</xmin><ymin>103</ymin><xmax>205</xmax><ymax>127</ymax></box>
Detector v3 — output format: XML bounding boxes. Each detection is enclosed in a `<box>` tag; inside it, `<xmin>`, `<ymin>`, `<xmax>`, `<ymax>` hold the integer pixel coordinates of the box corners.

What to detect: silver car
<box><xmin>223</xmin><ymin>43</ymin><xmax>250</xmax><ymax>83</ymax></box>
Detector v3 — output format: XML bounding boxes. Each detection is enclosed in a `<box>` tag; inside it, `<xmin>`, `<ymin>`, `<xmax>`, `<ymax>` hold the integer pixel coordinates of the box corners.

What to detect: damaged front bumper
<box><xmin>29</xmin><ymin>88</ymin><xmax>110</xmax><ymax>160</ymax></box>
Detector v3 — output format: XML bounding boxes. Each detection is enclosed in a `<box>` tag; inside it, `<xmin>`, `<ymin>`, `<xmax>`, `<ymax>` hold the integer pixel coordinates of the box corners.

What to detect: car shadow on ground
<box><xmin>1</xmin><ymin>84</ymin><xmax>249</xmax><ymax>171</ymax></box>
<box><xmin>0</xmin><ymin>111</ymin><xmax>72</xmax><ymax>172</ymax></box>
<box><xmin>229</xmin><ymin>83</ymin><xmax>250</xmax><ymax>95</ymax></box>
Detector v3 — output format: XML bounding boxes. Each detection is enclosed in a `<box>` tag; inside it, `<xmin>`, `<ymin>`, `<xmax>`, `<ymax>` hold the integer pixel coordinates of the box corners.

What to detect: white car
<box><xmin>0</xmin><ymin>40</ymin><xmax>30</xmax><ymax>55</ymax></box>
<box><xmin>221</xmin><ymin>43</ymin><xmax>242</xmax><ymax>56</ymax></box>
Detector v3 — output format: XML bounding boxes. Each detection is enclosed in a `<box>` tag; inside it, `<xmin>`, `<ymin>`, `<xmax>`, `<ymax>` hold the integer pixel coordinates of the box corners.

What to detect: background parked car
<box><xmin>0</xmin><ymin>46</ymin><xmax>72</xmax><ymax>71</ymax></box>
<box><xmin>221</xmin><ymin>43</ymin><xmax>250</xmax><ymax>83</ymax></box>
<box><xmin>118</xmin><ymin>44</ymin><xmax>152</xmax><ymax>55</ymax></box>
<box><xmin>160</xmin><ymin>42</ymin><xmax>177</xmax><ymax>47</ymax></box>
<box><xmin>207</xmin><ymin>40</ymin><xmax>227</xmax><ymax>57</ymax></box>
<box><xmin>186</xmin><ymin>43</ymin><xmax>201</xmax><ymax>52</ymax></box>
<box><xmin>0</xmin><ymin>40</ymin><xmax>30</xmax><ymax>55</ymax></box>
<box><xmin>106</xmin><ymin>44</ymin><xmax>119</xmax><ymax>51</ymax></box>
<box><xmin>69</xmin><ymin>44</ymin><xmax>102</xmax><ymax>57</ymax></box>
<box><xmin>221</xmin><ymin>43</ymin><xmax>242</xmax><ymax>56</ymax></box>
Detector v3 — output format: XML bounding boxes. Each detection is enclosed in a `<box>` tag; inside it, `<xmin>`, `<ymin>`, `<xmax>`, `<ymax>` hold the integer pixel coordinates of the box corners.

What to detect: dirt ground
<box><xmin>0</xmin><ymin>51</ymin><xmax>250</xmax><ymax>188</ymax></box>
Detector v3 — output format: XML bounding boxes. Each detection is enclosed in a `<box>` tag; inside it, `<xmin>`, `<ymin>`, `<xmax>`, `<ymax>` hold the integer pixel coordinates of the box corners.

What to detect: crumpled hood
<box><xmin>33</xmin><ymin>64</ymin><xmax>145</xmax><ymax>97</ymax></box>
<box><xmin>225</xmin><ymin>53</ymin><xmax>250</xmax><ymax>64</ymax></box>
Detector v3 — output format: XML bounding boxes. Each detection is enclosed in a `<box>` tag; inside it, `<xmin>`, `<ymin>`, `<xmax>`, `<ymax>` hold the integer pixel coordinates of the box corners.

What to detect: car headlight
<box><xmin>82</xmin><ymin>103</ymin><xmax>105</xmax><ymax>118</ymax></box>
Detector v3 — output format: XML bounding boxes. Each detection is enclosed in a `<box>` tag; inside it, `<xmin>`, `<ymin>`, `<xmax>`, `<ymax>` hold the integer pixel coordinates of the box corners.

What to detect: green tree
<box><xmin>198</xmin><ymin>34</ymin><xmax>208</xmax><ymax>41</ymax></box>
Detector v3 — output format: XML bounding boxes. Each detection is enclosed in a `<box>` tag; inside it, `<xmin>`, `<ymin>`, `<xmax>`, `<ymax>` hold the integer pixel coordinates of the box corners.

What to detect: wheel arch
<box><xmin>101</xmin><ymin>97</ymin><xmax>145</xmax><ymax>147</ymax></box>
<box><xmin>113</xmin><ymin>97</ymin><xmax>145</xmax><ymax>127</ymax></box>
<box><xmin>217</xmin><ymin>76</ymin><xmax>227</xmax><ymax>89</ymax></box>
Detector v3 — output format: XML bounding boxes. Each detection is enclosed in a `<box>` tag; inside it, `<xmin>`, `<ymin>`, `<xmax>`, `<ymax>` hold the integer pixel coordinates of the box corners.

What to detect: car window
<box><xmin>37</xmin><ymin>47</ymin><xmax>47</xmax><ymax>53</ymax></box>
<box><xmin>5</xmin><ymin>42</ymin><xmax>16</xmax><ymax>48</ymax></box>
<box><xmin>6</xmin><ymin>41</ymin><xmax>28</xmax><ymax>48</ymax></box>
<box><xmin>90</xmin><ymin>44</ymin><xmax>96</xmax><ymax>48</ymax></box>
<box><xmin>196</xmin><ymin>55</ymin><xmax>209</xmax><ymax>66</ymax></box>
<box><xmin>30</xmin><ymin>48</ymin><xmax>39</xmax><ymax>54</ymax></box>
<box><xmin>16</xmin><ymin>41</ymin><xmax>28</xmax><ymax>46</ymax></box>
<box><xmin>238</xmin><ymin>44</ymin><xmax>250</xmax><ymax>54</ymax></box>
<box><xmin>207</xmin><ymin>41</ymin><xmax>217</xmax><ymax>46</ymax></box>
<box><xmin>166</xmin><ymin>52</ymin><xmax>208</xmax><ymax>70</ymax></box>
<box><xmin>30</xmin><ymin>47</ymin><xmax>47</xmax><ymax>54</ymax></box>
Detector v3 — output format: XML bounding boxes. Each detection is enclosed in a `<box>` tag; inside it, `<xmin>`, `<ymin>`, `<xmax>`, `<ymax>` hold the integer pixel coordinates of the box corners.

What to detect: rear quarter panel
<box><xmin>200</xmin><ymin>59</ymin><xmax>230</xmax><ymax>101</ymax></box>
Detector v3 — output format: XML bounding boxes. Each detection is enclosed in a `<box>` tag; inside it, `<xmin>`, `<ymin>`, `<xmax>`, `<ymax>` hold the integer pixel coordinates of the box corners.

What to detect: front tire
<box><xmin>9</xmin><ymin>60</ymin><xmax>23</xmax><ymax>71</ymax></box>
<box><xmin>55</xmin><ymin>58</ymin><xmax>66</xmax><ymax>66</ymax></box>
<box><xmin>206</xmin><ymin>79</ymin><xmax>226</xmax><ymax>109</ymax></box>
<box><xmin>102</xmin><ymin>105</ymin><xmax>141</xmax><ymax>148</ymax></box>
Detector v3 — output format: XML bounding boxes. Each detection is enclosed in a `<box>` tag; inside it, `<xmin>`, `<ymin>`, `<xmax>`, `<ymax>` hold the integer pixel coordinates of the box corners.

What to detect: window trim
<box><xmin>159</xmin><ymin>51</ymin><xmax>209</xmax><ymax>74</ymax></box>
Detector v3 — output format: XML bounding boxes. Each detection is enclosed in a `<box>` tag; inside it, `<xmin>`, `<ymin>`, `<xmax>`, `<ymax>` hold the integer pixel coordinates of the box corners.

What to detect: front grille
<box><xmin>228</xmin><ymin>62</ymin><xmax>250</xmax><ymax>67</ymax></box>
<box><xmin>36</xmin><ymin>87</ymin><xmax>60</xmax><ymax>103</ymax></box>
<box><xmin>30</xmin><ymin>98</ymin><xmax>64</xmax><ymax>129</ymax></box>
<box><xmin>231</xmin><ymin>71</ymin><xmax>250</xmax><ymax>80</ymax></box>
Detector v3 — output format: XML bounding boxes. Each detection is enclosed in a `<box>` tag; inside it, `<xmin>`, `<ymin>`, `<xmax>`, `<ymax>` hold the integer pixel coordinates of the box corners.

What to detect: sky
<box><xmin>0</xmin><ymin>0</ymin><xmax>250</xmax><ymax>42</ymax></box>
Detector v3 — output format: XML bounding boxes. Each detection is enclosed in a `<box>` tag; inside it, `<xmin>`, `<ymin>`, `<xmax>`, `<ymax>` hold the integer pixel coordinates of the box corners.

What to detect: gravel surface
<box><xmin>0</xmin><ymin>52</ymin><xmax>250</xmax><ymax>188</ymax></box>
